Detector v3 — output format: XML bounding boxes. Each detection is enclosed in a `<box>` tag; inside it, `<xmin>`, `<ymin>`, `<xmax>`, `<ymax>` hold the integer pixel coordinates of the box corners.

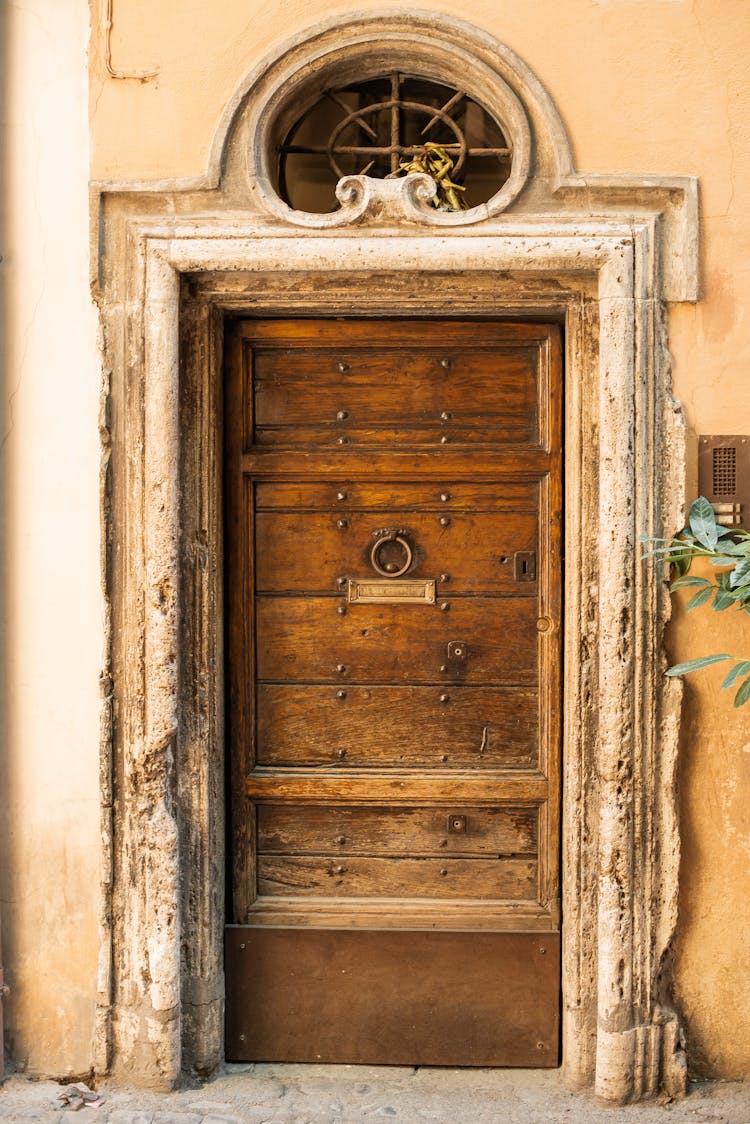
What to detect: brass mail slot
<box><xmin>347</xmin><ymin>578</ymin><xmax>436</xmax><ymax>604</ymax></box>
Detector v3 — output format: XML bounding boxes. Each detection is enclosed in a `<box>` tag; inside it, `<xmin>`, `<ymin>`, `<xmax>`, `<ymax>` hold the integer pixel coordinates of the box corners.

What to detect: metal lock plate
<box><xmin>513</xmin><ymin>551</ymin><xmax>537</xmax><ymax>582</ymax></box>
<box><xmin>446</xmin><ymin>640</ymin><xmax>469</xmax><ymax>662</ymax></box>
<box><xmin>447</xmin><ymin>814</ymin><xmax>467</xmax><ymax>834</ymax></box>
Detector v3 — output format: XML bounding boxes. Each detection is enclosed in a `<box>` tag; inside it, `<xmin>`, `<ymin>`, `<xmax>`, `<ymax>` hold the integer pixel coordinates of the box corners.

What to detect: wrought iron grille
<box><xmin>277</xmin><ymin>72</ymin><xmax>513</xmax><ymax>213</ymax></box>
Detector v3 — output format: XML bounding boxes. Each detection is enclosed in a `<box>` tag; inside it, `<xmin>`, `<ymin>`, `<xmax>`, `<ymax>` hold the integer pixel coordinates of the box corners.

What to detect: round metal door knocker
<box><xmin>370</xmin><ymin>530</ymin><xmax>413</xmax><ymax>577</ymax></box>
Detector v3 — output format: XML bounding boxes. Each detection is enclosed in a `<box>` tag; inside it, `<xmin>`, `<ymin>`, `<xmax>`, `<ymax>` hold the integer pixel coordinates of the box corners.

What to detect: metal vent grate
<box><xmin>713</xmin><ymin>445</ymin><xmax>737</xmax><ymax>496</ymax></box>
<box><xmin>699</xmin><ymin>436</ymin><xmax>749</xmax><ymax>528</ymax></box>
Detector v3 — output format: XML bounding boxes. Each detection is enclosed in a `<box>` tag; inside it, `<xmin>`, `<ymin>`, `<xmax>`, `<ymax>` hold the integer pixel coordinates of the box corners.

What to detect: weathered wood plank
<box><xmin>256</xmin><ymin>596</ymin><xmax>539</xmax><ymax>684</ymax></box>
<box><xmin>255</xmin><ymin>480</ymin><xmax>538</xmax><ymax>512</ymax></box>
<box><xmin>257</xmin><ymin>854</ymin><xmax>538</xmax><ymax>900</ymax></box>
<box><xmin>256</xmin><ymin>684</ymin><xmax>538</xmax><ymax>769</ymax></box>
<box><xmin>240</xmin><ymin>449</ymin><xmax>555</xmax><ymax>478</ymax></box>
<box><xmin>234</xmin><ymin>318</ymin><xmax>556</xmax><ymax>346</ymax></box>
<box><xmin>254</xmin><ymin>423</ymin><xmax>540</xmax><ymax>447</ymax></box>
<box><xmin>244</xmin><ymin>897</ymin><xmax>560</xmax><ymax>931</ymax></box>
<box><xmin>257</xmin><ymin>803</ymin><xmax>538</xmax><ymax>856</ymax></box>
<box><xmin>245</xmin><ymin>773</ymin><xmax>548</xmax><ymax>804</ymax></box>
<box><xmin>255</xmin><ymin>510</ymin><xmax>538</xmax><ymax>593</ymax></box>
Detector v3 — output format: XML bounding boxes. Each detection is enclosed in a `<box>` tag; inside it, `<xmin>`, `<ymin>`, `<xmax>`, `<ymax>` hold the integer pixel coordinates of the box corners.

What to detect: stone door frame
<box><xmin>93</xmin><ymin>13</ymin><xmax>697</xmax><ymax>1104</ymax></box>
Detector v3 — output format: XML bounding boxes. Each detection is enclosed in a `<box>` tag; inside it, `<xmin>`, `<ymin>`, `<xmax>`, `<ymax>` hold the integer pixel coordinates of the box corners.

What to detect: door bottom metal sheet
<box><xmin>225</xmin><ymin>926</ymin><xmax>560</xmax><ymax>1067</ymax></box>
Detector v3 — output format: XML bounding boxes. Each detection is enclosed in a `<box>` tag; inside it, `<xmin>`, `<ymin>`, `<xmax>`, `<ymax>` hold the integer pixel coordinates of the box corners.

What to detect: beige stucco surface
<box><xmin>1</xmin><ymin>0</ymin><xmax>101</xmax><ymax>1077</ymax></box>
<box><xmin>88</xmin><ymin>0</ymin><xmax>750</xmax><ymax>1077</ymax></box>
<box><xmin>89</xmin><ymin>0</ymin><xmax>750</xmax><ymax>436</ymax></box>
<box><xmin>670</xmin><ymin>580</ymin><xmax>750</xmax><ymax>1077</ymax></box>
<box><xmin>1</xmin><ymin>0</ymin><xmax>748</xmax><ymax>1084</ymax></box>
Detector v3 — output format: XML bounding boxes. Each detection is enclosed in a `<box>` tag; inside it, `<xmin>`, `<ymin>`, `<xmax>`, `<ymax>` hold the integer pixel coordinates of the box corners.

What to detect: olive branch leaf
<box><xmin>640</xmin><ymin>497</ymin><xmax>750</xmax><ymax>707</ymax></box>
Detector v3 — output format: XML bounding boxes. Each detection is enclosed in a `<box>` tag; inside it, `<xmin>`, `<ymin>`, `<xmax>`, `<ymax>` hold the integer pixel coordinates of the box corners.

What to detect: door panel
<box><xmin>256</xmin><ymin>804</ymin><xmax>538</xmax><ymax>853</ymax></box>
<box><xmin>254</xmin><ymin>480</ymin><xmax>538</xmax><ymax>510</ymax></box>
<box><xmin>225</xmin><ymin>319</ymin><xmax>562</xmax><ymax>1066</ymax></box>
<box><xmin>255</xmin><ymin>596</ymin><xmax>538</xmax><ymax>683</ymax></box>
<box><xmin>251</xmin><ymin>345</ymin><xmax>540</xmax><ymax>446</ymax></box>
<box><xmin>225</xmin><ymin>929</ymin><xmax>561</xmax><ymax>1066</ymax></box>
<box><xmin>255</xmin><ymin>509</ymin><xmax>539</xmax><ymax>593</ymax></box>
<box><xmin>257</xmin><ymin>801</ymin><xmax>540</xmax><ymax>901</ymax></box>
<box><xmin>255</xmin><ymin>684</ymin><xmax>538</xmax><ymax>769</ymax></box>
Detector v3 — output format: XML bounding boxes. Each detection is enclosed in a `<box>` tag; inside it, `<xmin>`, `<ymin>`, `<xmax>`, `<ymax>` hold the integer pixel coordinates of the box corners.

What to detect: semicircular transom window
<box><xmin>277</xmin><ymin>72</ymin><xmax>513</xmax><ymax>214</ymax></box>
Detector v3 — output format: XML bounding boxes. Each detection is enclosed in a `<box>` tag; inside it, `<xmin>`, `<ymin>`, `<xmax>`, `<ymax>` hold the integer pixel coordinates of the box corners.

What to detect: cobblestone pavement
<box><xmin>1</xmin><ymin>1067</ymin><xmax>749</xmax><ymax>1123</ymax></box>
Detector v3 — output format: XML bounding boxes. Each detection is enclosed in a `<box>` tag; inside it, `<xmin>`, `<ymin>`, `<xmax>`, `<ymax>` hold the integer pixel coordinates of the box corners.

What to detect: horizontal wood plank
<box><xmin>245</xmin><ymin>772</ymin><xmax>549</xmax><ymax>804</ymax></box>
<box><xmin>239</xmin><ymin>449</ymin><xmax>556</xmax><ymax>478</ymax></box>
<box><xmin>254</xmin><ymin>425</ymin><xmax>543</xmax><ymax>448</ymax></box>
<box><xmin>252</xmin><ymin>347</ymin><xmax>538</xmax><ymax>391</ymax></box>
<box><xmin>256</xmin><ymin>684</ymin><xmax>538</xmax><ymax>769</ymax></box>
<box><xmin>255</xmin><ymin>480</ymin><xmax>538</xmax><ymax>512</ymax></box>
<box><xmin>257</xmin><ymin>804</ymin><xmax>538</xmax><ymax>857</ymax></box>
<box><xmin>256</xmin><ymin>596</ymin><xmax>539</xmax><ymax>684</ymax></box>
<box><xmin>257</xmin><ymin>854</ymin><xmax>538</xmax><ymax>900</ymax></box>
<box><xmin>255</xmin><ymin>509</ymin><xmax>538</xmax><ymax>593</ymax></box>
<box><xmin>234</xmin><ymin>319</ymin><xmax>558</xmax><ymax>346</ymax></box>
<box><xmin>244</xmin><ymin>897</ymin><xmax>560</xmax><ymax>931</ymax></box>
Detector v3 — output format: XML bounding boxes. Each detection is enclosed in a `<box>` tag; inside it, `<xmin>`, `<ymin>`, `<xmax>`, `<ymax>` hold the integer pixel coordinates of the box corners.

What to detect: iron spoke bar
<box><xmin>390</xmin><ymin>72</ymin><xmax>401</xmax><ymax>175</ymax></box>
<box><xmin>324</xmin><ymin>91</ymin><xmax>378</xmax><ymax>140</ymax></box>
<box><xmin>282</xmin><ymin>144</ymin><xmax>512</xmax><ymax>157</ymax></box>
<box><xmin>422</xmin><ymin>90</ymin><xmax>466</xmax><ymax>136</ymax></box>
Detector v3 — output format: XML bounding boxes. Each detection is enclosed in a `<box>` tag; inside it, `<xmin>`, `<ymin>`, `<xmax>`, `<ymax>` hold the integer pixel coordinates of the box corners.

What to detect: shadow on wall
<box><xmin>0</xmin><ymin>0</ymin><xmax>10</xmax><ymax>1081</ymax></box>
<box><xmin>674</xmin><ymin>674</ymin><xmax>750</xmax><ymax>1078</ymax></box>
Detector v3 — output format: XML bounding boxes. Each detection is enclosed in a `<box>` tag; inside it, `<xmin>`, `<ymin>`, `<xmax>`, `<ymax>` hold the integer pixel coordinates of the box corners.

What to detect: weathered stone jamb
<box><xmin>141</xmin><ymin>244</ymin><xmax>182</xmax><ymax>1053</ymax></box>
<box><xmin>94</xmin><ymin>297</ymin><xmax>115</xmax><ymax>1077</ymax></box>
<box><xmin>558</xmin><ymin>286</ymin><xmax>599</xmax><ymax>1091</ymax></box>
<box><xmin>98</xmin><ymin>217</ymin><xmax>686</xmax><ymax>1101</ymax></box>
<box><xmin>177</xmin><ymin>290</ymin><xmax>226</xmax><ymax>1078</ymax></box>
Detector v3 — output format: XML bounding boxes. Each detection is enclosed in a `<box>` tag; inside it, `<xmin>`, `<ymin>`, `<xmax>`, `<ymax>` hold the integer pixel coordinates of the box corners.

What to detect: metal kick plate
<box><xmin>225</xmin><ymin>927</ymin><xmax>561</xmax><ymax>1066</ymax></box>
<box><xmin>347</xmin><ymin>578</ymin><xmax>436</xmax><ymax>604</ymax></box>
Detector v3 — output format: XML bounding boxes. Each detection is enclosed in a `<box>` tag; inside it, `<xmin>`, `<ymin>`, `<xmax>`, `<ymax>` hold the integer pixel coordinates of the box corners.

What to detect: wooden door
<box><xmin>224</xmin><ymin>320</ymin><xmax>562</xmax><ymax>1066</ymax></box>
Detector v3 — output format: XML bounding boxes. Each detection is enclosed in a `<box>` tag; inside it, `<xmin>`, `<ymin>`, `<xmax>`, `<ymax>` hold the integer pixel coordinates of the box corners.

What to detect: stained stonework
<box><xmin>93</xmin><ymin>13</ymin><xmax>697</xmax><ymax>1103</ymax></box>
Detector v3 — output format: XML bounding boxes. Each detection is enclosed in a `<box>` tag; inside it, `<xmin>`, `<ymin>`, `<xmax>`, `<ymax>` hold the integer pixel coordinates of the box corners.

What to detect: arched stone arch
<box><xmin>207</xmin><ymin>12</ymin><xmax>573</xmax><ymax>201</ymax></box>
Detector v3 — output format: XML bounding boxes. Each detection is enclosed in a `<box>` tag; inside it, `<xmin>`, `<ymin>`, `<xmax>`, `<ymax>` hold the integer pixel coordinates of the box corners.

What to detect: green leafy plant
<box><xmin>641</xmin><ymin>497</ymin><xmax>750</xmax><ymax>706</ymax></box>
<box><xmin>398</xmin><ymin>143</ymin><xmax>469</xmax><ymax>211</ymax></box>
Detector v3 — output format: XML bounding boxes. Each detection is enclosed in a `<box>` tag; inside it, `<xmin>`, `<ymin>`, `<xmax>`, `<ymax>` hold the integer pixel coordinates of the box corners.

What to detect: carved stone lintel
<box><xmin>336</xmin><ymin>173</ymin><xmax>436</xmax><ymax>226</ymax></box>
<box><xmin>277</xmin><ymin>174</ymin><xmax>494</xmax><ymax>229</ymax></box>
